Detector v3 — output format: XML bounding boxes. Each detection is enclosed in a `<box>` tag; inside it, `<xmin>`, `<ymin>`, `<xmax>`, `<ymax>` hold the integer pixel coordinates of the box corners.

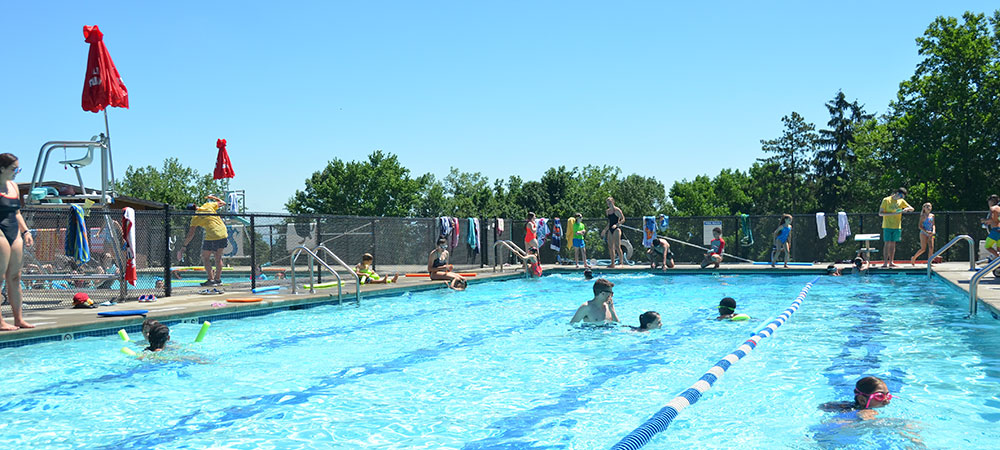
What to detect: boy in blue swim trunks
<box><xmin>878</xmin><ymin>188</ymin><xmax>913</xmax><ymax>268</ymax></box>
<box><xmin>980</xmin><ymin>195</ymin><xmax>1000</xmax><ymax>259</ymax></box>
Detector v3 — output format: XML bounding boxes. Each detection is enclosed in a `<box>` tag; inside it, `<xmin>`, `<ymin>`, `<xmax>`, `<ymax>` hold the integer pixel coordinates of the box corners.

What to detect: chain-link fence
<box><xmin>510</xmin><ymin>212</ymin><xmax>992</xmax><ymax>266</ymax></box>
<box><xmin>5</xmin><ymin>209</ymin><xmax>514</xmax><ymax>313</ymax></box>
<box><xmin>4</xmin><ymin>208</ymin><xmax>990</xmax><ymax>314</ymax></box>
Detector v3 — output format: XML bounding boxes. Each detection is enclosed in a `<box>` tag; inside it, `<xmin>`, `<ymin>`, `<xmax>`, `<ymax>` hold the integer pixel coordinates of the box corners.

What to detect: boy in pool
<box><xmin>631</xmin><ymin>311</ymin><xmax>662</xmax><ymax>332</ymax></box>
<box><xmin>826</xmin><ymin>264</ymin><xmax>842</xmax><ymax>276</ymax></box>
<box><xmin>715</xmin><ymin>297</ymin><xmax>749</xmax><ymax>320</ymax></box>
<box><xmin>700</xmin><ymin>227</ymin><xmax>725</xmax><ymax>269</ymax></box>
<box><xmin>570</xmin><ymin>279</ymin><xmax>619</xmax><ymax>324</ymax></box>
<box><xmin>583</xmin><ymin>268</ymin><xmax>593</xmax><ymax>280</ymax></box>
<box><xmin>141</xmin><ymin>319</ymin><xmax>170</xmax><ymax>352</ymax></box>
<box><xmin>354</xmin><ymin>253</ymin><xmax>398</xmax><ymax>284</ymax></box>
<box><xmin>819</xmin><ymin>376</ymin><xmax>893</xmax><ymax>420</ymax></box>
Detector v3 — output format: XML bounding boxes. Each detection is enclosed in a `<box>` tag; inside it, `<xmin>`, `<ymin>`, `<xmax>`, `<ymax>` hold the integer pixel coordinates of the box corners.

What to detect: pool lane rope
<box><xmin>609</xmin><ymin>276</ymin><xmax>820</xmax><ymax>450</ymax></box>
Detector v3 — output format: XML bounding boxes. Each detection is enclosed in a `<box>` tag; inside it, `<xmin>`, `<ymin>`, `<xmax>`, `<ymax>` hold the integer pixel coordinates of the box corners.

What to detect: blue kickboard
<box><xmin>98</xmin><ymin>310</ymin><xmax>148</xmax><ymax>317</ymax></box>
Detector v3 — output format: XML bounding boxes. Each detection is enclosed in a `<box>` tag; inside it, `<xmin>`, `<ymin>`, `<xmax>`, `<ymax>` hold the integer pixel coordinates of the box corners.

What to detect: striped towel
<box><xmin>66</xmin><ymin>205</ymin><xmax>90</xmax><ymax>265</ymax></box>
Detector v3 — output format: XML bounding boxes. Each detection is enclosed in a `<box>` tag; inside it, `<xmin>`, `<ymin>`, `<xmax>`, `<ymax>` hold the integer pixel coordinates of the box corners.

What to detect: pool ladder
<box><xmin>924</xmin><ymin>234</ymin><xmax>991</xmax><ymax>316</ymax></box>
<box><xmin>493</xmin><ymin>240</ymin><xmax>527</xmax><ymax>272</ymax></box>
<box><xmin>289</xmin><ymin>244</ymin><xmax>361</xmax><ymax>304</ymax></box>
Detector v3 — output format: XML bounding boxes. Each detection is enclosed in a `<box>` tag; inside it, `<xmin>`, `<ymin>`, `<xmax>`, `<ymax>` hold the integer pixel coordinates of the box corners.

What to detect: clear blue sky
<box><xmin>4</xmin><ymin>1</ymin><xmax>996</xmax><ymax>212</ymax></box>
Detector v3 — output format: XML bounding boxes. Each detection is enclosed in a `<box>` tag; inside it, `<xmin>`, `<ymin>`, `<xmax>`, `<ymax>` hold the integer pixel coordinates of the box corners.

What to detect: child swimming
<box><xmin>716</xmin><ymin>297</ymin><xmax>750</xmax><ymax>321</ymax></box>
<box><xmin>819</xmin><ymin>376</ymin><xmax>893</xmax><ymax>420</ymax></box>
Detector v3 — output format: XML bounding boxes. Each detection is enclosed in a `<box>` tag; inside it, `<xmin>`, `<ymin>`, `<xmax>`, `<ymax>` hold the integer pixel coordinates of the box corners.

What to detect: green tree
<box><xmin>759</xmin><ymin>112</ymin><xmax>820</xmax><ymax>212</ymax></box>
<box><xmin>887</xmin><ymin>11</ymin><xmax>1000</xmax><ymax>210</ymax></box>
<box><xmin>116</xmin><ymin>157</ymin><xmax>226</xmax><ymax>207</ymax></box>
<box><xmin>285</xmin><ymin>150</ymin><xmax>422</xmax><ymax>216</ymax></box>
<box><xmin>669</xmin><ymin>169</ymin><xmax>751</xmax><ymax>216</ymax></box>
<box><xmin>814</xmin><ymin>91</ymin><xmax>873</xmax><ymax>212</ymax></box>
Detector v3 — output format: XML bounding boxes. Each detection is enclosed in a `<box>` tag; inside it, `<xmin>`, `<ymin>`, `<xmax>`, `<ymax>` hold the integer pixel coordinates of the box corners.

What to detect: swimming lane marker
<box><xmin>610</xmin><ymin>276</ymin><xmax>820</xmax><ymax>450</ymax></box>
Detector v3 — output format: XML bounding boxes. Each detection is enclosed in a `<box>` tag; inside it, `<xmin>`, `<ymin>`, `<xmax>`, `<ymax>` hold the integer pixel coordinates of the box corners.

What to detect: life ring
<box><xmin>620</xmin><ymin>239</ymin><xmax>634</xmax><ymax>261</ymax></box>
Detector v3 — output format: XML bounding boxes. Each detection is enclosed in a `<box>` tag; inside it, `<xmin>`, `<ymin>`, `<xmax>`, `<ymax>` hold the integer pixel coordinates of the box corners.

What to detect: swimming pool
<box><xmin>1</xmin><ymin>273</ymin><xmax>997</xmax><ymax>448</ymax></box>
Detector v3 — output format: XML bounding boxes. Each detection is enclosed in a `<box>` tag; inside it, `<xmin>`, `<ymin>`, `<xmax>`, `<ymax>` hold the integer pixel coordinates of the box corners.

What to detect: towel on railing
<box><xmin>466</xmin><ymin>217</ymin><xmax>478</xmax><ymax>251</ymax></box>
<box><xmin>536</xmin><ymin>218</ymin><xmax>548</xmax><ymax>249</ymax></box>
<box><xmin>837</xmin><ymin>212</ymin><xmax>851</xmax><ymax>244</ymax></box>
<box><xmin>643</xmin><ymin>216</ymin><xmax>656</xmax><ymax>248</ymax></box>
<box><xmin>122</xmin><ymin>207</ymin><xmax>137</xmax><ymax>286</ymax></box>
<box><xmin>816</xmin><ymin>212</ymin><xmax>827</xmax><ymax>239</ymax></box>
<box><xmin>227</xmin><ymin>192</ymin><xmax>239</xmax><ymax>213</ymax></box>
<box><xmin>450</xmin><ymin>217</ymin><xmax>461</xmax><ymax>248</ymax></box>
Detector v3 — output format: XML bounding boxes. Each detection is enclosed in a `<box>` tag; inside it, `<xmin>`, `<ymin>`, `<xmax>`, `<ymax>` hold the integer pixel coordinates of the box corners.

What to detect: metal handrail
<box><xmin>968</xmin><ymin>257</ymin><xmax>1000</xmax><ymax>316</ymax></box>
<box><xmin>314</xmin><ymin>244</ymin><xmax>361</xmax><ymax>304</ymax></box>
<box><xmin>927</xmin><ymin>234</ymin><xmax>975</xmax><ymax>277</ymax></box>
<box><xmin>493</xmin><ymin>240</ymin><xmax>526</xmax><ymax>272</ymax></box>
<box><xmin>290</xmin><ymin>246</ymin><xmax>345</xmax><ymax>304</ymax></box>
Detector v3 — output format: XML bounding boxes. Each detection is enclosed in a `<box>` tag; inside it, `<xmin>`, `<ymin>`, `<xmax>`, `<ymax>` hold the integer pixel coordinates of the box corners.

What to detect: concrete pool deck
<box><xmin>2</xmin><ymin>261</ymin><xmax>997</xmax><ymax>347</ymax></box>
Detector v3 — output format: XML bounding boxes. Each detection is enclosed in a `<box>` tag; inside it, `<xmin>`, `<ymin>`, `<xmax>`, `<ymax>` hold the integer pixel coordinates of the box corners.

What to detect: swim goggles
<box><xmin>855</xmin><ymin>388</ymin><xmax>893</xmax><ymax>408</ymax></box>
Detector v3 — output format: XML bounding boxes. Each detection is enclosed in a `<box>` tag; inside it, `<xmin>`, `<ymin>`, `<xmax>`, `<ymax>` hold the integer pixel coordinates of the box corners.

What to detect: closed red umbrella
<box><xmin>214</xmin><ymin>139</ymin><xmax>235</xmax><ymax>180</ymax></box>
<box><xmin>82</xmin><ymin>25</ymin><xmax>128</xmax><ymax>112</ymax></box>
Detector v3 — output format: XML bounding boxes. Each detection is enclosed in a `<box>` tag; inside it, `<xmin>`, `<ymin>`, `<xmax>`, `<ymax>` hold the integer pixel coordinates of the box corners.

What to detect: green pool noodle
<box><xmin>194</xmin><ymin>321</ymin><xmax>211</xmax><ymax>343</ymax></box>
<box><xmin>120</xmin><ymin>347</ymin><xmax>138</xmax><ymax>357</ymax></box>
<box><xmin>118</xmin><ymin>329</ymin><xmax>130</xmax><ymax>341</ymax></box>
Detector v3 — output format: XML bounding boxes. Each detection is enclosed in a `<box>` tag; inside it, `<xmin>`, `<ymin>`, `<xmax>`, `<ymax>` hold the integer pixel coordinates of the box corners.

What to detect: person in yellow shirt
<box><xmin>878</xmin><ymin>187</ymin><xmax>913</xmax><ymax>268</ymax></box>
<box><xmin>177</xmin><ymin>195</ymin><xmax>229</xmax><ymax>286</ymax></box>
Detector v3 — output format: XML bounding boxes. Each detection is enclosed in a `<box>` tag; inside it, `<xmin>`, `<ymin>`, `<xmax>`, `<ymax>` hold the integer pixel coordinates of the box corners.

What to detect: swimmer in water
<box><xmin>570</xmin><ymin>278</ymin><xmax>619</xmax><ymax>324</ymax></box>
<box><xmin>631</xmin><ymin>311</ymin><xmax>662</xmax><ymax>332</ymax></box>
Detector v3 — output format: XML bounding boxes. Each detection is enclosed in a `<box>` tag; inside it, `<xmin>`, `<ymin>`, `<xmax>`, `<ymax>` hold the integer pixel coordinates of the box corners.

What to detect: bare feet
<box><xmin>391</xmin><ymin>274</ymin><xmax>399</xmax><ymax>283</ymax></box>
<box><xmin>0</xmin><ymin>321</ymin><xmax>18</xmax><ymax>331</ymax></box>
<box><xmin>15</xmin><ymin>320</ymin><xmax>35</xmax><ymax>329</ymax></box>
<box><xmin>889</xmin><ymin>263</ymin><xmax>898</xmax><ymax>268</ymax></box>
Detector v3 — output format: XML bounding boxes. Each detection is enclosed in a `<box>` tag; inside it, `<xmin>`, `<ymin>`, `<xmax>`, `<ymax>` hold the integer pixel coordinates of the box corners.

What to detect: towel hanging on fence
<box><xmin>549</xmin><ymin>218</ymin><xmax>562</xmax><ymax>252</ymax></box>
<box><xmin>438</xmin><ymin>217</ymin><xmax>451</xmax><ymax>239</ymax></box>
<box><xmin>122</xmin><ymin>207</ymin><xmax>137</xmax><ymax>286</ymax></box>
<box><xmin>837</xmin><ymin>212</ymin><xmax>851</xmax><ymax>244</ymax></box>
<box><xmin>657</xmin><ymin>214</ymin><xmax>669</xmax><ymax>231</ymax></box>
<box><xmin>496</xmin><ymin>218</ymin><xmax>504</xmax><ymax>235</ymax></box>
<box><xmin>816</xmin><ymin>212</ymin><xmax>827</xmax><ymax>239</ymax></box>
<box><xmin>536</xmin><ymin>218</ymin><xmax>549</xmax><ymax>248</ymax></box>
<box><xmin>450</xmin><ymin>217</ymin><xmax>461</xmax><ymax>248</ymax></box>
<box><xmin>466</xmin><ymin>217</ymin><xmax>478</xmax><ymax>251</ymax></box>
<box><xmin>66</xmin><ymin>204</ymin><xmax>90</xmax><ymax>265</ymax></box>
<box><xmin>643</xmin><ymin>216</ymin><xmax>656</xmax><ymax>248</ymax></box>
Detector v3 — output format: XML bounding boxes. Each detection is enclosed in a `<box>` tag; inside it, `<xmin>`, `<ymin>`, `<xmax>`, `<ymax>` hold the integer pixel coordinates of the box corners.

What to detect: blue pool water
<box><xmin>1</xmin><ymin>273</ymin><xmax>998</xmax><ymax>448</ymax></box>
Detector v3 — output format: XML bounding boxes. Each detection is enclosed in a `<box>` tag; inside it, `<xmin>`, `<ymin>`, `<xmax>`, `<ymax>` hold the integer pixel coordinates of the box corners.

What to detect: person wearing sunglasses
<box><xmin>570</xmin><ymin>278</ymin><xmax>619</xmax><ymax>324</ymax></box>
<box><xmin>0</xmin><ymin>153</ymin><xmax>34</xmax><ymax>331</ymax></box>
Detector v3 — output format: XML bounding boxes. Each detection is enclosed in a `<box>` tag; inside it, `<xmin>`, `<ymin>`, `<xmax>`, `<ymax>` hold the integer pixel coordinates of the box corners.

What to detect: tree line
<box><xmin>119</xmin><ymin>11</ymin><xmax>1000</xmax><ymax>218</ymax></box>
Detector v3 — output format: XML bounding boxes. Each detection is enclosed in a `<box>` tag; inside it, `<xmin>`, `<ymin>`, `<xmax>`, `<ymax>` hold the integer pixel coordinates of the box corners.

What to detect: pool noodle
<box><xmin>750</xmin><ymin>316</ymin><xmax>778</xmax><ymax>336</ymax></box>
<box><xmin>194</xmin><ymin>321</ymin><xmax>211</xmax><ymax>343</ymax></box>
<box><xmin>404</xmin><ymin>273</ymin><xmax>477</xmax><ymax>277</ymax></box>
<box><xmin>302</xmin><ymin>281</ymin><xmax>341</xmax><ymax>289</ymax></box>
<box><xmin>118</xmin><ymin>329</ymin><xmax>130</xmax><ymax>341</ymax></box>
<box><xmin>120</xmin><ymin>347</ymin><xmax>137</xmax><ymax>357</ymax></box>
<box><xmin>252</xmin><ymin>285</ymin><xmax>281</xmax><ymax>293</ymax></box>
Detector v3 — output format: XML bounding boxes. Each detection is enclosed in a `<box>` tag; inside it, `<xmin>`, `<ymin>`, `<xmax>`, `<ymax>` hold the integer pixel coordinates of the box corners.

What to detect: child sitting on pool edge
<box><xmin>716</xmin><ymin>297</ymin><xmax>750</xmax><ymax>321</ymax></box>
<box><xmin>819</xmin><ymin>376</ymin><xmax>893</xmax><ymax>420</ymax></box>
<box><xmin>354</xmin><ymin>253</ymin><xmax>398</xmax><ymax>284</ymax></box>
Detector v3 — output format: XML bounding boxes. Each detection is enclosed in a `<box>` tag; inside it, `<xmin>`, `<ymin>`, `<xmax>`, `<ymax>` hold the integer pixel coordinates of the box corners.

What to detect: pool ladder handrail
<box><xmin>493</xmin><ymin>240</ymin><xmax>526</xmax><ymax>272</ymax></box>
<box><xmin>926</xmin><ymin>234</ymin><xmax>975</xmax><ymax>278</ymax></box>
<box><xmin>289</xmin><ymin>246</ymin><xmax>360</xmax><ymax>304</ymax></box>
<box><xmin>968</xmin><ymin>256</ymin><xmax>1000</xmax><ymax>317</ymax></box>
<box><xmin>313</xmin><ymin>244</ymin><xmax>361</xmax><ymax>304</ymax></box>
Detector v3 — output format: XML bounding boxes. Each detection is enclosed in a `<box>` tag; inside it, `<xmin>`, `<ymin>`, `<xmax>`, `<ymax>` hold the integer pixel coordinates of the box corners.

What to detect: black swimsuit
<box><xmin>0</xmin><ymin>188</ymin><xmax>19</xmax><ymax>244</ymax></box>
<box><xmin>607</xmin><ymin>212</ymin><xmax>619</xmax><ymax>233</ymax></box>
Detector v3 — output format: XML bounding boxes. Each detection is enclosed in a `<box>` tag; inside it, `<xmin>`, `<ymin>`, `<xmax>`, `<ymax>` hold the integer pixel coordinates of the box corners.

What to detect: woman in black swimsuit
<box><xmin>602</xmin><ymin>196</ymin><xmax>625</xmax><ymax>268</ymax></box>
<box><xmin>427</xmin><ymin>238</ymin><xmax>466</xmax><ymax>290</ymax></box>
<box><xmin>0</xmin><ymin>153</ymin><xmax>34</xmax><ymax>331</ymax></box>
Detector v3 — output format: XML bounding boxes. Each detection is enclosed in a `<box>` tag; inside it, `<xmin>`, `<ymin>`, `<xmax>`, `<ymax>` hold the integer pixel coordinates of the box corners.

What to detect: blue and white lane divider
<box><xmin>610</xmin><ymin>276</ymin><xmax>820</xmax><ymax>450</ymax></box>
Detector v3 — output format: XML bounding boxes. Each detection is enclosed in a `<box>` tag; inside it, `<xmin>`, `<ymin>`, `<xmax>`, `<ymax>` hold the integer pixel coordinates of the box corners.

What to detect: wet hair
<box><xmin>141</xmin><ymin>318</ymin><xmax>161</xmax><ymax>339</ymax></box>
<box><xmin>896</xmin><ymin>187</ymin><xmax>908</xmax><ymax>196</ymax></box>
<box><xmin>854</xmin><ymin>376</ymin><xmax>888</xmax><ymax>407</ymax></box>
<box><xmin>826</xmin><ymin>264</ymin><xmax>837</xmax><ymax>273</ymax></box>
<box><xmin>719</xmin><ymin>297</ymin><xmax>737</xmax><ymax>315</ymax></box>
<box><xmin>592</xmin><ymin>278</ymin><xmax>614</xmax><ymax>296</ymax></box>
<box><xmin>639</xmin><ymin>311</ymin><xmax>660</xmax><ymax>329</ymax></box>
<box><xmin>713</xmin><ymin>227</ymin><xmax>722</xmax><ymax>235</ymax></box>
<box><xmin>454</xmin><ymin>278</ymin><xmax>468</xmax><ymax>289</ymax></box>
<box><xmin>652</xmin><ymin>239</ymin><xmax>663</xmax><ymax>247</ymax></box>
<box><xmin>583</xmin><ymin>268</ymin><xmax>593</xmax><ymax>280</ymax></box>
<box><xmin>853</xmin><ymin>257</ymin><xmax>865</xmax><ymax>268</ymax></box>
<box><xmin>362</xmin><ymin>253</ymin><xmax>374</xmax><ymax>262</ymax></box>
<box><xmin>0</xmin><ymin>153</ymin><xmax>17</xmax><ymax>171</ymax></box>
<box><xmin>145</xmin><ymin>322</ymin><xmax>170</xmax><ymax>351</ymax></box>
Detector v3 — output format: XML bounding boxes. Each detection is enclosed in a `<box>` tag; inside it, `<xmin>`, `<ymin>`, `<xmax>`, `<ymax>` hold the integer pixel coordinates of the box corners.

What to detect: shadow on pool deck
<box><xmin>1</xmin><ymin>262</ymin><xmax>995</xmax><ymax>348</ymax></box>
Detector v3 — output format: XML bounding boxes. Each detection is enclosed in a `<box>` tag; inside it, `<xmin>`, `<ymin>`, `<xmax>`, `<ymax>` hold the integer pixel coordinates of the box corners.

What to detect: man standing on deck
<box><xmin>878</xmin><ymin>188</ymin><xmax>913</xmax><ymax>268</ymax></box>
<box><xmin>177</xmin><ymin>195</ymin><xmax>228</xmax><ymax>286</ymax></box>
<box><xmin>980</xmin><ymin>194</ymin><xmax>1000</xmax><ymax>259</ymax></box>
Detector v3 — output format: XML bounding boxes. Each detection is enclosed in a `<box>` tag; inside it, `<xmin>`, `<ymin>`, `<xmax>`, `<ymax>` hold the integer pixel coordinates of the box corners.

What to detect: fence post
<box><xmin>315</xmin><ymin>217</ymin><xmax>322</xmax><ymax>284</ymax></box>
<box><xmin>250</xmin><ymin>214</ymin><xmax>256</xmax><ymax>291</ymax></box>
<box><xmin>163</xmin><ymin>207</ymin><xmax>172</xmax><ymax>297</ymax></box>
<box><xmin>371</xmin><ymin>218</ymin><xmax>377</xmax><ymax>265</ymax></box>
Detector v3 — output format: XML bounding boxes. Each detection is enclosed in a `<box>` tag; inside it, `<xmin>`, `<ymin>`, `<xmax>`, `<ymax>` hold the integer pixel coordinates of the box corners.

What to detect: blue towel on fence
<box><xmin>657</xmin><ymin>214</ymin><xmax>669</xmax><ymax>231</ymax></box>
<box><xmin>643</xmin><ymin>216</ymin><xmax>656</xmax><ymax>247</ymax></box>
<box><xmin>66</xmin><ymin>204</ymin><xmax>90</xmax><ymax>265</ymax></box>
<box><xmin>466</xmin><ymin>217</ymin><xmax>478</xmax><ymax>251</ymax></box>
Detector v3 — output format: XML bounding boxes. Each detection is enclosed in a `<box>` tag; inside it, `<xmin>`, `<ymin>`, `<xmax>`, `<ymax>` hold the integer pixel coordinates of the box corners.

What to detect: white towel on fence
<box><xmin>837</xmin><ymin>212</ymin><xmax>851</xmax><ymax>244</ymax></box>
<box><xmin>816</xmin><ymin>212</ymin><xmax>827</xmax><ymax>239</ymax></box>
